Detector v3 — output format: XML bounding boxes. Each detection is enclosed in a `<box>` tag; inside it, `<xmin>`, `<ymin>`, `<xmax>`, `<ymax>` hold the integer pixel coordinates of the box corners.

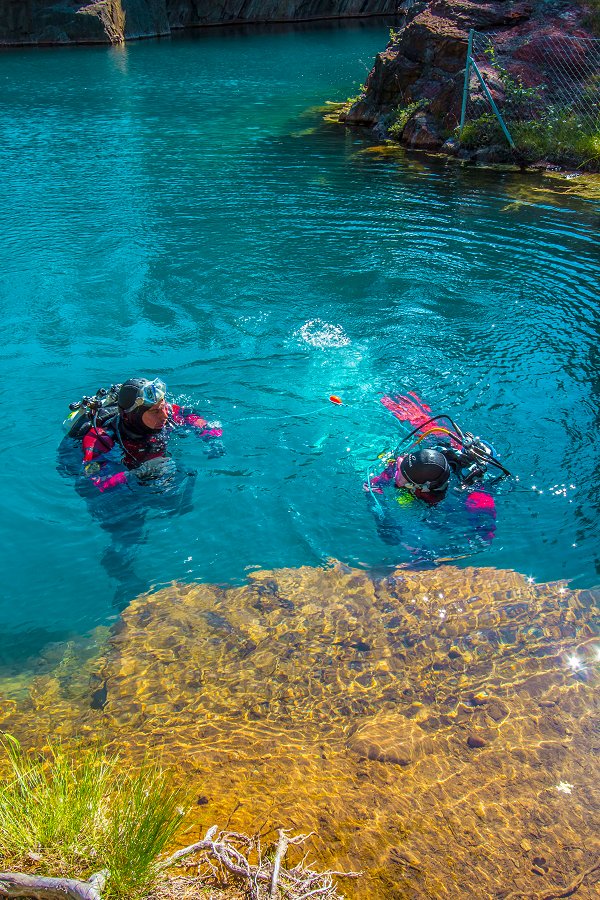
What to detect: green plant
<box><xmin>458</xmin><ymin>113</ymin><xmax>504</xmax><ymax>149</ymax></box>
<box><xmin>580</xmin><ymin>72</ymin><xmax>600</xmax><ymax>106</ymax></box>
<box><xmin>329</xmin><ymin>88</ymin><xmax>367</xmax><ymax>119</ymax></box>
<box><xmin>102</xmin><ymin>767</ymin><xmax>187</xmax><ymax>900</ymax></box>
<box><xmin>583</xmin><ymin>0</ymin><xmax>600</xmax><ymax>36</ymax></box>
<box><xmin>388</xmin><ymin>99</ymin><xmax>427</xmax><ymax>140</ymax></box>
<box><xmin>0</xmin><ymin>739</ymin><xmax>113</xmax><ymax>868</ymax></box>
<box><xmin>577</xmin><ymin>133</ymin><xmax>600</xmax><ymax>167</ymax></box>
<box><xmin>0</xmin><ymin>738</ymin><xmax>188</xmax><ymax>900</ymax></box>
<box><xmin>517</xmin><ymin>107</ymin><xmax>600</xmax><ymax>165</ymax></box>
<box><xmin>459</xmin><ymin>107</ymin><xmax>600</xmax><ymax>170</ymax></box>
<box><xmin>345</xmin><ymin>90</ymin><xmax>364</xmax><ymax>106</ymax></box>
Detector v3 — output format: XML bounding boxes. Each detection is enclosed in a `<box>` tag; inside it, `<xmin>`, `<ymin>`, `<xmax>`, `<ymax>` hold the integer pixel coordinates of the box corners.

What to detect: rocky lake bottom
<box><xmin>1</xmin><ymin>562</ymin><xmax>598</xmax><ymax>898</ymax></box>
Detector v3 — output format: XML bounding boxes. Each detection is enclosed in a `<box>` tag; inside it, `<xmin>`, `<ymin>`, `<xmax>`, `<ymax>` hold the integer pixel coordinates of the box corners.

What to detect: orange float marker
<box><xmin>329</xmin><ymin>395</ymin><xmax>343</xmax><ymax>405</ymax></box>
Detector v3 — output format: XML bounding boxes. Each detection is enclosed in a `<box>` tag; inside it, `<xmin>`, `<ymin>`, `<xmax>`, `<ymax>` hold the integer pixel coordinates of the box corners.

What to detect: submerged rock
<box><xmin>348</xmin><ymin>711</ymin><xmax>434</xmax><ymax>765</ymax></box>
<box><xmin>0</xmin><ymin>562</ymin><xmax>598</xmax><ymax>898</ymax></box>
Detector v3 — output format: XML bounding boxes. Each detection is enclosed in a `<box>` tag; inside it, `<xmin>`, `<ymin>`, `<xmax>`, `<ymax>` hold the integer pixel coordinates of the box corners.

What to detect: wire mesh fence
<box><xmin>459</xmin><ymin>29</ymin><xmax>600</xmax><ymax>167</ymax></box>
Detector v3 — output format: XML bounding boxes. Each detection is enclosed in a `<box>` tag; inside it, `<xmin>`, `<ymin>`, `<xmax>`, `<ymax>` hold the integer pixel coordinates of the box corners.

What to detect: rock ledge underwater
<box><xmin>1</xmin><ymin>562</ymin><xmax>598</xmax><ymax>898</ymax></box>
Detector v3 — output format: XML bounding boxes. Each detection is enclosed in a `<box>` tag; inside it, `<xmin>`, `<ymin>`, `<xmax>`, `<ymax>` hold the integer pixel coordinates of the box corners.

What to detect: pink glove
<box><xmin>92</xmin><ymin>471</ymin><xmax>128</xmax><ymax>493</ymax></box>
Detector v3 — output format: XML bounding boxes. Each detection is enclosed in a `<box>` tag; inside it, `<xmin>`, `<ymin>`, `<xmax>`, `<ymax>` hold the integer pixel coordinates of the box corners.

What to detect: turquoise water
<box><xmin>1</xmin><ymin>22</ymin><xmax>599</xmax><ymax>659</ymax></box>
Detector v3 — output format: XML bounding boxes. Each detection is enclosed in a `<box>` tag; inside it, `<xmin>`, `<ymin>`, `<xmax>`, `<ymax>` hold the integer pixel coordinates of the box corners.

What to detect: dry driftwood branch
<box><xmin>0</xmin><ymin>870</ymin><xmax>106</xmax><ymax>899</ymax></box>
<box><xmin>164</xmin><ymin>826</ymin><xmax>267</xmax><ymax>883</ymax></box>
<box><xmin>270</xmin><ymin>829</ymin><xmax>289</xmax><ymax>898</ymax></box>
<box><xmin>0</xmin><ymin>826</ymin><xmax>360</xmax><ymax>900</ymax></box>
<box><xmin>163</xmin><ymin>825</ymin><xmax>361</xmax><ymax>899</ymax></box>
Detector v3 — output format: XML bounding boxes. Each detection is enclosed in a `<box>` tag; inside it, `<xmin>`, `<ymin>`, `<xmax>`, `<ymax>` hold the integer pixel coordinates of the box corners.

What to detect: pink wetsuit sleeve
<box><xmin>81</xmin><ymin>428</ymin><xmax>127</xmax><ymax>492</ymax></box>
<box><xmin>170</xmin><ymin>404</ymin><xmax>223</xmax><ymax>438</ymax></box>
<box><xmin>82</xmin><ymin>428</ymin><xmax>115</xmax><ymax>462</ymax></box>
<box><xmin>465</xmin><ymin>490</ymin><xmax>497</xmax><ymax>543</ymax></box>
<box><xmin>91</xmin><ymin>471</ymin><xmax>128</xmax><ymax>493</ymax></box>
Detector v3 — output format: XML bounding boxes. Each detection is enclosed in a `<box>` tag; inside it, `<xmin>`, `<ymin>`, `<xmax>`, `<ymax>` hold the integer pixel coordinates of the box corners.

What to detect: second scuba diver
<box><xmin>59</xmin><ymin>377</ymin><xmax>224</xmax><ymax>605</ymax></box>
<box><xmin>365</xmin><ymin>392</ymin><xmax>510</xmax><ymax>552</ymax></box>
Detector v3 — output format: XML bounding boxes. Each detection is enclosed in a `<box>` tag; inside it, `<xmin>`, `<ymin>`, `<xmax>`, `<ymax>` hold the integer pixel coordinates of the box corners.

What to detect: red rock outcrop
<box><xmin>341</xmin><ymin>0</ymin><xmax>597</xmax><ymax>153</ymax></box>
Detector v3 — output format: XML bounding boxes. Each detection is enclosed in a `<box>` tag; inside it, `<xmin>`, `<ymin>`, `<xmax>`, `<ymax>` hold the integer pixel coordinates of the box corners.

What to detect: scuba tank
<box><xmin>391</xmin><ymin>414</ymin><xmax>511</xmax><ymax>485</ymax></box>
<box><xmin>63</xmin><ymin>385</ymin><xmax>121</xmax><ymax>439</ymax></box>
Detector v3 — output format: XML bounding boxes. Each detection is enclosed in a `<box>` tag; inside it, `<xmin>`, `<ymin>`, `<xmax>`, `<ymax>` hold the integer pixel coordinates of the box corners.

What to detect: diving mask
<box><xmin>120</xmin><ymin>378</ymin><xmax>167</xmax><ymax>413</ymax></box>
<box><xmin>140</xmin><ymin>378</ymin><xmax>166</xmax><ymax>408</ymax></box>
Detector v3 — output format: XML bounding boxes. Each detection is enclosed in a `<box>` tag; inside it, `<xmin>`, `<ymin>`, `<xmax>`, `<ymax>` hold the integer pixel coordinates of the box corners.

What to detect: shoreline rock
<box><xmin>340</xmin><ymin>0</ymin><xmax>600</xmax><ymax>170</ymax></box>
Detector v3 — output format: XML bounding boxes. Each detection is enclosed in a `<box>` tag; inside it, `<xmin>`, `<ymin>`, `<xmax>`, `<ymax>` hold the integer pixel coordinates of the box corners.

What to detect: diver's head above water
<box><xmin>118</xmin><ymin>378</ymin><xmax>168</xmax><ymax>435</ymax></box>
<box><xmin>397</xmin><ymin>449</ymin><xmax>451</xmax><ymax>494</ymax></box>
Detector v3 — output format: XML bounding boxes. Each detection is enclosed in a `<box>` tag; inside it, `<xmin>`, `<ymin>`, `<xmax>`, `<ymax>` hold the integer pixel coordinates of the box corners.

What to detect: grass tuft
<box><xmin>0</xmin><ymin>736</ymin><xmax>188</xmax><ymax>900</ymax></box>
<box><xmin>102</xmin><ymin>767</ymin><xmax>187</xmax><ymax>900</ymax></box>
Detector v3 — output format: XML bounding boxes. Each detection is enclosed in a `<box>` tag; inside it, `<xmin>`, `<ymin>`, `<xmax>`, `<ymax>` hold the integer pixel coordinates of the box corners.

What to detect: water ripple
<box><xmin>0</xmin><ymin>25</ymin><xmax>599</xmax><ymax>639</ymax></box>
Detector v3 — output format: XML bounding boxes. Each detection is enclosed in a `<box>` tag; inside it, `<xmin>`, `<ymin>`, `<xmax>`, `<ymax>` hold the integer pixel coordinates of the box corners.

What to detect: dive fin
<box><xmin>380</xmin><ymin>392</ymin><xmax>463</xmax><ymax>450</ymax></box>
<box><xmin>380</xmin><ymin>392</ymin><xmax>432</xmax><ymax>432</ymax></box>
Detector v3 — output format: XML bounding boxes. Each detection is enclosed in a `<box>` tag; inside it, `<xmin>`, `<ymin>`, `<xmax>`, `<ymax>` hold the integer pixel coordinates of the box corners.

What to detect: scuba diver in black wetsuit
<box><xmin>63</xmin><ymin>378</ymin><xmax>223</xmax><ymax>488</ymax></box>
<box><xmin>58</xmin><ymin>377</ymin><xmax>224</xmax><ymax>604</ymax></box>
<box><xmin>365</xmin><ymin>393</ymin><xmax>511</xmax><ymax>556</ymax></box>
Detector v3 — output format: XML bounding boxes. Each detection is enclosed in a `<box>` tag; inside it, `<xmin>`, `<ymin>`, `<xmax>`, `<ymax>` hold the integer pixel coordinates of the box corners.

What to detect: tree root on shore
<box><xmin>0</xmin><ymin>870</ymin><xmax>106</xmax><ymax>899</ymax></box>
<box><xmin>161</xmin><ymin>825</ymin><xmax>360</xmax><ymax>899</ymax></box>
<box><xmin>0</xmin><ymin>826</ymin><xmax>360</xmax><ymax>900</ymax></box>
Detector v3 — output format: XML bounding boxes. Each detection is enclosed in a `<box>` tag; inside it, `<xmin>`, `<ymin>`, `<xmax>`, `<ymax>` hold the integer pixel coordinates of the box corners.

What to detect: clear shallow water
<box><xmin>0</xmin><ymin>22</ymin><xmax>599</xmax><ymax>658</ymax></box>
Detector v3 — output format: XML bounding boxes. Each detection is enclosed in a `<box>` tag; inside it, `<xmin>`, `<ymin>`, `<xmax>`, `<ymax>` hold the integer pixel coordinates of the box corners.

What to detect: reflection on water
<box><xmin>1</xmin><ymin>563</ymin><xmax>598</xmax><ymax>897</ymax></box>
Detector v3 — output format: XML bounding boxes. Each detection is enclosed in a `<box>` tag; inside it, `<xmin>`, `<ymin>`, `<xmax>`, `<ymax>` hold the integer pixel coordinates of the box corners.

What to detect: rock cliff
<box><xmin>0</xmin><ymin>0</ymin><xmax>398</xmax><ymax>45</ymax></box>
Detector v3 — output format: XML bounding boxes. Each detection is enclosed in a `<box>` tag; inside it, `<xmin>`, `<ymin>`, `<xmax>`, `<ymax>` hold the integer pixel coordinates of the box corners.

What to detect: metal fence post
<box><xmin>459</xmin><ymin>29</ymin><xmax>474</xmax><ymax>136</ymax></box>
<box><xmin>470</xmin><ymin>59</ymin><xmax>515</xmax><ymax>148</ymax></box>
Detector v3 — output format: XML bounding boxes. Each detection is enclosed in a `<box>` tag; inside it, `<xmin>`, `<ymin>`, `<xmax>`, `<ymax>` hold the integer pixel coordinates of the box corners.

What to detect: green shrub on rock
<box><xmin>459</xmin><ymin>107</ymin><xmax>600</xmax><ymax>170</ymax></box>
<box><xmin>388</xmin><ymin>100</ymin><xmax>428</xmax><ymax>140</ymax></box>
<box><xmin>459</xmin><ymin>114</ymin><xmax>504</xmax><ymax>149</ymax></box>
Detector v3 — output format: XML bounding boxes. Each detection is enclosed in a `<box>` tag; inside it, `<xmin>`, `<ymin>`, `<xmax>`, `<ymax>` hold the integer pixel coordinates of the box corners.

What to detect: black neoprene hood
<box><xmin>400</xmin><ymin>449</ymin><xmax>450</xmax><ymax>489</ymax></box>
<box><xmin>117</xmin><ymin>378</ymin><xmax>148</xmax><ymax>412</ymax></box>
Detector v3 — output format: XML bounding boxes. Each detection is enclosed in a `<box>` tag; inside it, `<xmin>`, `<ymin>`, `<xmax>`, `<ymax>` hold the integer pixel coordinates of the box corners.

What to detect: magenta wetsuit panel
<box><xmin>81</xmin><ymin>403</ymin><xmax>222</xmax><ymax>492</ymax></box>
